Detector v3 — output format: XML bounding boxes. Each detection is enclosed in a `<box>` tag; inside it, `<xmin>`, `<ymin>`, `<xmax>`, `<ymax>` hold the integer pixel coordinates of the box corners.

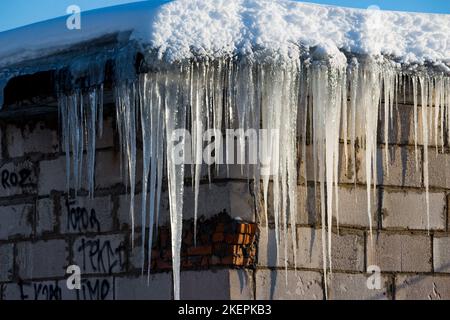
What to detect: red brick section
<box><xmin>151</xmin><ymin>211</ymin><xmax>257</xmax><ymax>271</ymax></box>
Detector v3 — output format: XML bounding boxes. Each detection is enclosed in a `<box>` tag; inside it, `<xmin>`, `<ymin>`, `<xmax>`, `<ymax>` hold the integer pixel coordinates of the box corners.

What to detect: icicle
<box><xmin>87</xmin><ymin>88</ymin><xmax>98</xmax><ymax>198</ymax></box>
<box><xmin>59</xmin><ymin>85</ymin><xmax>103</xmax><ymax>198</ymax></box>
<box><xmin>164</xmin><ymin>69</ymin><xmax>187</xmax><ymax>301</ymax></box>
<box><xmin>412</xmin><ymin>77</ymin><xmax>419</xmax><ymax>170</ymax></box>
<box><xmin>55</xmin><ymin>43</ymin><xmax>450</xmax><ymax>302</ymax></box>
<box><xmin>192</xmin><ymin>62</ymin><xmax>204</xmax><ymax>247</ymax></box>
<box><xmin>419</xmin><ymin>75</ymin><xmax>431</xmax><ymax>233</ymax></box>
<box><xmin>115</xmin><ymin>81</ymin><xmax>138</xmax><ymax>247</ymax></box>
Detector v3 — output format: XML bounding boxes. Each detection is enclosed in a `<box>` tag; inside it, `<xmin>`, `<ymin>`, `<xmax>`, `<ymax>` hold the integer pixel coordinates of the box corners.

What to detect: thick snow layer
<box><xmin>0</xmin><ymin>0</ymin><xmax>449</xmax><ymax>68</ymax></box>
<box><xmin>0</xmin><ymin>2</ymin><xmax>159</xmax><ymax>68</ymax></box>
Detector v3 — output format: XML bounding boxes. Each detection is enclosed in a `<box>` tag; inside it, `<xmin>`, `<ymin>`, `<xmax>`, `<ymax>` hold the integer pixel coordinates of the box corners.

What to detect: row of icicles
<box><xmin>58</xmin><ymin>57</ymin><xmax>450</xmax><ymax>299</ymax></box>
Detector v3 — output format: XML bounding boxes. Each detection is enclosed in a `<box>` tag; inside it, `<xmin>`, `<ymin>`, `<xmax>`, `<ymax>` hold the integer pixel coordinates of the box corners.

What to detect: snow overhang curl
<box><xmin>0</xmin><ymin>0</ymin><xmax>449</xmax><ymax>301</ymax></box>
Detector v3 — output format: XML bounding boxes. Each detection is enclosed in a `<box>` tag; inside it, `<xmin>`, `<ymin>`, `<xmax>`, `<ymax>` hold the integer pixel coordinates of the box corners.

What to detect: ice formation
<box><xmin>1</xmin><ymin>0</ymin><xmax>449</xmax><ymax>301</ymax></box>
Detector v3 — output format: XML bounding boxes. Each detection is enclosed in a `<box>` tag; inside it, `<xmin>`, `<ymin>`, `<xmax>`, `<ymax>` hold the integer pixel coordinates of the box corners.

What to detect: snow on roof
<box><xmin>0</xmin><ymin>0</ymin><xmax>449</xmax><ymax>69</ymax></box>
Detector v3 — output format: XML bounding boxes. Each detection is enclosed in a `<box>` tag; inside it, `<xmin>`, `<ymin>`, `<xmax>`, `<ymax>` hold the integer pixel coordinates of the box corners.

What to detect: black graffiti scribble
<box><xmin>76</xmin><ymin>279</ymin><xmax>112</xmax><ymax>300</ymax></box>
<box><xmin>67</xmin><ymin>206</ymin><xmax>101</xmax><ymax>232</ymax></box>
<box><xmin>1</xmin><ymin>168</ymin><xmax>32</xmax><ymax>189</ymax></box>
<box><xmin>19</xmin><ymin>282</ymin><xmax>62</xmax><ymax>300</ymax></box>
<box><xmin>77</xmin><ymin>238</ymin><xmax>126</xmax><ymax>274</ymax></box>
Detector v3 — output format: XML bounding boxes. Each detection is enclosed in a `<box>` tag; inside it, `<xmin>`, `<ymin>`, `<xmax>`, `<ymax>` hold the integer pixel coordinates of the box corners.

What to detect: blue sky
<box><xmin>0</xmin><ymin>0</ymin><xmax>449</xmax><ymax>32</ymax></box>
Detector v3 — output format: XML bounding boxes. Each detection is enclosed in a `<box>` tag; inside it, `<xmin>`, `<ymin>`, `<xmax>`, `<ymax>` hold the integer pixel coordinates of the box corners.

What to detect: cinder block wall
<box><xmin>0</xmin><ymin>99</ymin><xmax>449</xmax><ymax>300</ymax></box>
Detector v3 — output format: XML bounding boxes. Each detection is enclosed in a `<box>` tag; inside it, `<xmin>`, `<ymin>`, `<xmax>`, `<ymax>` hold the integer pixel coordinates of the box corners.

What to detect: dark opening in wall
<box><xmin>3</xmin><ymin>71</ymin><xmax>57</xmax><ymax>108</ymax></box>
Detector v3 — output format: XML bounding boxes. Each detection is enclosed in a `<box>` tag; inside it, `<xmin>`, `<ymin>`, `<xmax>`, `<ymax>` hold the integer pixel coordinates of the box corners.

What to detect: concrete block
<box><xmin>38</xmin><ymin>157</ymin><xmax>67</xmax><ymax>195</ymax></box>
<box><xmin>60</xmin><ymin>195</ymin><xmax>114</xmax><ymax>233</ymax></box>
<box><xmin>60</xmin><ymin>277</ymin><xmax>114</xmax><ymax>300</ymax></box>
<box><xmin>367</xmin><ymin>232</ymin><xmax>431</xmax><ymax>272</ymax></box>
<box><xmin>6</xmin><ymin>122</ymin><xmax>59</xmax><ymax>158</ymax></box>
<box><xmin>261</xmin><ymin>184</ymin><xmax>320</xmax><ymax>226</ymax></box>
<box><xmin>255</xmin><ymin>269</ymin><xmax>323</xmax><ymax>300</ymax></box>
<box><xmin>396</xmin><ymin>274</ymin><xmax>450</xmax><ymax>300</ymax></box>
<box><xmin>96</xmin><ymin>116</ymin><xmax>115</xmax><ymax>149</ymax></box>
<box><xmin>0</xmin><ymin>243</ymin><xmax>14</xmax><ymax>281</ymax></box>
<box><xmin>258</xmin><ymin>227</ymin><xmax>364</xmax><ymax>272</ymax></box>
<box><xmin>433</xmin><ymin>236</ymin><xmax>450</xmax><ymax>273</ymax></box>
<box><xmin>329</xmin><ymin>272</ymin><xmax>390</xmax><ymax>300</ymax></box>
<box><xmin>382</xmin><ymin>190</ymin><xmax>446</xmax><ymax>230</ymax></box>
<box><xmin>357</xmin><ymin>146</ymin><xmax>422</xmax><ymax>187</ymax></box>
<box><xmin>296</xmin><ymin>227</ymin><xmax>365</xmax><ymax>271</ymax></box>
<box><xmin>428</xmin><ymin>150</ymin><xmax>450</xmax><ymax>189</ymax></box>
<box><xmin>17</xmin><ymin>240</ymin><xmax>68</xmax><ymax>279</ymax></box>
<box><xmin>95</xmin><ymin>150</ymin><xmax>123</xmax><ymax>189</ymax></box>
<box><xmin>115</xmin><ymin>273</ymin><xmax>172</xmax><ymax>300</ymax></box>
<box><xmin>36</xmin><ymin>198</ymin><xmax>57</xmax><ymax>235</ymax></box>
<box><xmin>0</xmin><ymin>204</ymin><xmax>34</xmax><ymax>240</ymax></box>
<box><xmin>0</xmin><ymin>160</ymin><xmax>37</xmax><ymax>197</ymax></box>
<box><xmin>180</xmin><ymin>269</ymin><xmax>253</xmax><ymax>300</ymax></box>
<box><xmin>335</xmin><ymin>186</ymin><xmax>377</xmax><ymax>228</ymax></box>
<box><xmin>3</xmin><ymin>281</ymin><xmax>61</xmax><ymax>300</ymax></box>
<box><xmin>73</xmin><ymin>234</ymin><xmax>127</xmax><ymax>275</ymax></box>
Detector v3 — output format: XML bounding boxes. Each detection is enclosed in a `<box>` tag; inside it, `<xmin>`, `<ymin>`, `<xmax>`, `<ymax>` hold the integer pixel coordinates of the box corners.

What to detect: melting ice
<box><xmin>55</xmin><ymin>50</ymin><xmax>450</xmax><ymax>300</ymax></box>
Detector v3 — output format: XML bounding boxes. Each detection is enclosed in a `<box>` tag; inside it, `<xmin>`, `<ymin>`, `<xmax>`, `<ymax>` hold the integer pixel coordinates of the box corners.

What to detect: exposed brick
<box><xmin>0</xmin><ymin>160</ymin><xmax>37</xmax><ymax>197</ymax></box>
<box><xmin>255</xmin><ymin>269</ymin><xmax>323</xmax><ymax>300</ymax></box>
<box><xmin>0</xmin><ymin>243</ymin><xmax>14</xmax><ymax>281</ymax></box>
<box><xmin>212</xmin><ymin>232</ymin><xmax>224</xmax><ymax>242</ymax></box>
<box><xmin>6</xmin><ymin>122</ymin><xmax>59</xmax><ymax>158</ymax></box>
<box><xmin>428</xmin><ymin>150</ymin><xmax>450</xmax><ymax>189</ymax></box>
<box><xmin>395</xmin><ymin>274</ymin><xmax>450</xmax><ymax>300</ymax></box>
<box><xmin>36</xmin><ymin>198</ymin><xmax>56</xmax><ymax>235</ymax></box>
<box><xmin>367</xmin><ymin>232</ymin><xmax>431</xmax><ymax>272</ymax></box>
<box><xmin>115</xmin><ymin>274</ymin><xmax>172</xmax><ymax>300</ymax></box>
<box><xmin>0</xmin><ymin>204</ymin><xmax>34</xmax><ymax>240</ymax></box>
<box><xmin>16</xmin><ymin>240</ymin><xmax>68</xmax><ymax>279</ymax></box>
<box><xmin>225</xmin><ymin>233</ymin><xmax>245</xmax><ymax>245</ymax></box>
<box><xmin>60</xmin><ymin>195</ymin><xmax>114</xmax><ymax>234</ymax></box>
<box><xmin>433</xmin><ymin>236</ymin><xmax>450</xmax><ymax>273</ymax></box>
<box><xmin>357</xmin><ymin>146</ymin><xmax>422</xmax><ymax>187</ymax></box>
<box><xmin>382</xmin><ymin>190</ymin><xmax>446</xmax><ymax>230</ymax></box>
<box><xmin>236</xmin><ymin>223</ymin><xmax>249</xmax><ymax>234</ymax></box>
<box><xmin>329</xmin><ymin>273</ymin><xmax>391</xmax><ymax>300</ymax></box>
<box><xmin>187</xmin><ymin>245</ymin><xmax>212</xmax><ymax>256</ymax></box>
<box><xmin>73</xmin><ymin>234</ymin><xmax>126</xmax><ymax>275</ymax></box>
